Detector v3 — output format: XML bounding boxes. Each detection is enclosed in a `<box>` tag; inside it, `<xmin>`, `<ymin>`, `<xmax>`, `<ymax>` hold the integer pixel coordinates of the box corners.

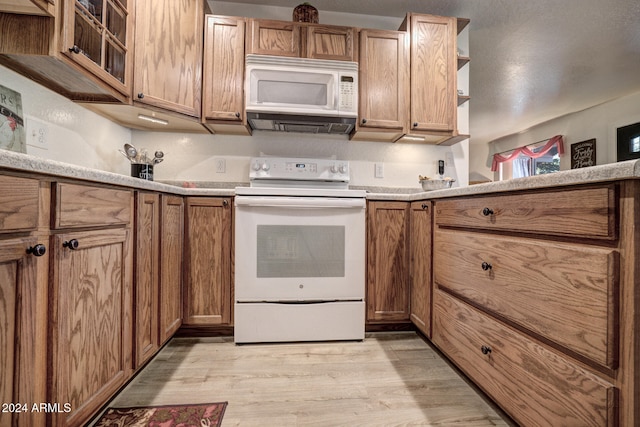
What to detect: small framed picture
<box><xmin>0</xmin><ymin>84</ymin><xmax>26</xmax><ymax>153</ymax></box>
<box><xmin>570</xmin><ymin>139</ymin><xmax>596</xmax><ymax>169</ymax></box>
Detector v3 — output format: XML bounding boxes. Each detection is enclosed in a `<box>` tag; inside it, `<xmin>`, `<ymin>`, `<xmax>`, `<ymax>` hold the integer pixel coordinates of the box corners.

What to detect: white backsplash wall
<box><xmin>132</xmin><ymin>130</ymin><xmax>468</xmax><ymax>188</ymax></box>
<box><xmin>0</xmin><ymin>66</ymin><xmax>131</xmax><ymax>171</ymax></box>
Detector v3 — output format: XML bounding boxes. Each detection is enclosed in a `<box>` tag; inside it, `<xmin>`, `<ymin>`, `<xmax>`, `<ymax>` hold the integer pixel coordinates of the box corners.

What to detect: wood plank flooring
<box><xmin>97</xmin><ymin>332</ymin><xmax>513</xmax><ymax>426</ymax></box>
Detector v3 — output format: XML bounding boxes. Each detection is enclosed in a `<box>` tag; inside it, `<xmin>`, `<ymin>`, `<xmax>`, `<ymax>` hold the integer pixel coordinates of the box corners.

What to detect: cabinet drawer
<box><xmin>0</xmin><ymin>175</ymin><xmax>39</xmax><ymax>232</ymax></box>
<box><xmin>432</xmin><ymin>289</ymin><xmax>617</xmax><ymax>427</ymax></box>
<box><xmin>435</xmin><ymin>185</ymin><xmax>616</xmax><ymax>239</ymax></box>
<box><xmin>434</xmin><ymin>229</ymin><xmax>618</xmax><ymax>369</ymax></box>
<box><xmin>54</xmin><ymin>183</ymin><xmax>132</xmax><ymax>229</ymax></box>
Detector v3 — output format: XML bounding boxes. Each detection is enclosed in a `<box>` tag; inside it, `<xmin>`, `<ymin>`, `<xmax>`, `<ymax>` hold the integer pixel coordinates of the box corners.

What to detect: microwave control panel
<box><xmin>338</xmin><ymin>74</ymin><xmax>357</xmax><ymax>113</ymax></box>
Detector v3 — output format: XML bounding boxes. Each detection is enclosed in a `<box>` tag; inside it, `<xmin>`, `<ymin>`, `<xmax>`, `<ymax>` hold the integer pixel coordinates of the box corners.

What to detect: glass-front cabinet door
<box><xmin>62</xmin><ymin>0</ymin><xmax>132</xmax><ymax>97</ymax></box>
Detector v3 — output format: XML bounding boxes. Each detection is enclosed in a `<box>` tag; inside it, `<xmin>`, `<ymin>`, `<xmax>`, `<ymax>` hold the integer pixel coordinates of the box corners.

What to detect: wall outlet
<box><xmin>374</xmin><ymin>162</ymin><xmax>384</xmax><ymax>178</ymax></box>
<box><xmin>215</xmin><ymin>158</ymin><xmax>226</xmax><ymax>173</ymax></box>
<box><xmin>445</xmin><ymin>152</ymin><xmax>454</xmax><ymax>167</ymax></box>
<box><xmin>27</xmin><ymin>118</ymin><xmax>48</xmax><ymax>150</ymax></box>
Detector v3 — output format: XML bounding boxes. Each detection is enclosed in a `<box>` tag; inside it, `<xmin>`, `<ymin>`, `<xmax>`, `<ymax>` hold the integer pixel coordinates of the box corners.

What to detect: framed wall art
<box><xmin>0</xmin><ymin>84</ymin><xmax>26</xmax><ymax>153</ymax></box>
<box><xmin>617</xmin><ymin>121</ymin><xmax>640</xmax><ymax>162</ymax></box>
<box><xmin>570</xmin><ymin>139</ymin><xmax>596</xmax><ymax>169</ymax></box>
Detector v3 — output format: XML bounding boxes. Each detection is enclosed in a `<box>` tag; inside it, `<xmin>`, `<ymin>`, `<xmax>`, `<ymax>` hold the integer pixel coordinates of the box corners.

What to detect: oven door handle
<box><xmin>235</xmin><ymin>196</ymin><xmax>365</xmax><ymax>209</ymax></box>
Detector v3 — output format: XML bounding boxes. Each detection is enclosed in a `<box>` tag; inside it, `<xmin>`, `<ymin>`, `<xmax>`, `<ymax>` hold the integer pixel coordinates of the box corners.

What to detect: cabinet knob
<box><xmin>413</xmin><ymin>122</ymin><xmax>418</xmax><ymax>127</ymax></box>
<box><xmin>235</xmin><ymin>112</ymin><xmax>240</xmax><ymax>118</ymax></box>
<box><xmin>222</xmin><ymin>199</ymin><xmax>229</xmax><ymax>207</ymax></box>
<box><xmin>481</xmin><ymin>261</ymin><xmax>492</xmax><ymax>271</ymax></box>
<box><xmin>481</xmin><ymin>345</ymin><xmax>492</xmax><ymax>355</ymax></box>
<box><xmin>26</xmin><ymin>244</ymin><xmax>47</xmax><ymax>257</ymax></box>
<box><xmin>63</xmin><ymin>239</ymin><xmax>79</xmax><ymax>250</ymax></box>
<box><xmin>69</xmin><ymin>45</ymin><xmax>80</xmax><ymax>54</ymax></box>
<box><xmin>137</xmin><ymin>93</ymin><xmax>145</xmax><ymax>99</ymax></box>
<box><xmin>482</xmin><ymin>207</ymin><xmax>494</xmax><ymax>216</ymax></box>
<box><xmin>361</xmin><ymin>118</ymin><xmax>367</xmax><ymax>124</ymax></box>
<box><xmin>421</xmin><ymin>203</ymin><xmax>428</xmax><ymax>210</ymax></box>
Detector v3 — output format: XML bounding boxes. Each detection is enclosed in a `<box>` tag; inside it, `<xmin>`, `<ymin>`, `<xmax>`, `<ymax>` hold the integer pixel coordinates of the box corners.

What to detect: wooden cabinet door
<box><xmin>306</xmin><ymin>24</ymin><xmax>356</xmax><ymax>61</ymax></box>
<box><xmin>60</xmin><ymin>0</ymin><xmax>132</xmax><ymax>98</ymax></box>
<box><xmin>203</xmin><ymin>15</ymin><xmax>246</xmax><ymax>122</ymax></box>
<box><xmin>50</xmin><ymin>229</ymin><xmax>132</xmax><ymax>427</ymax></box>
<box><xmin>247</xmin><ymin>19</ymin><xmax>302</xmax><ymax>57</ymax></box>
<box><xmin>358</xmin><ymin>30</ymin><xmax>409</xmax><ymax>132</ymax></box>
<box><xmin>410</xmin><ymin>201</ymin><xmax>432</xmax><ymax>337</ymax></box>
<box><xmin>158</xmin><ymin>195</ymin><xmax>184</xmax><ymax>343</ymax></box>
<box><xmin>134</xmin><ymin>192</ymin><xmax>160</xmax><ymax>368</ymax></box>
<box><xmin>184</xmin><ymin>197</ymin><xmax>232</xmax><ymax>325</ymax></box>
<box><xmin>0</xmin><ymin>237</ymin><xmax>48</xmax><ymax>427</ymax></box>
<box><xmin>409</xmin><ymin>14</ymin><xmax>457</xmax><ymax>133</ymax></box>
<box><xmin>133</xmin><ymin>0</ymin><xmax>204</xmax><ymax>117</ymax></box>
<box><xmin>367</xmin><ymin>201</ymin><xmax>410</xmax><ymax>323</ymax></box>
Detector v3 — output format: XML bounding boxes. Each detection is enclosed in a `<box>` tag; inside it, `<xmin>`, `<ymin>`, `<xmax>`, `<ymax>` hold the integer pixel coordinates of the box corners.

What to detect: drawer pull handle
<box><xmin>26</xmin><ymin>244</ymin><xmax>47</xmax><ymax>257</ymax></box>
<box><xmin>63</xmin><ymin>239</ymin><xmax>79</xmax><ymax>250</ymax></box>
<box><xmin>421</xmin><ymin>203</ymin><xmax>428</xmax><ymax>210</ymax></box>
<box><xmin>481</xmin><ymin>345</ymin><xmax>492</xmax><ymax>355</ymax></box>
<box><xmin>482</xmin><ymin>207</ymin><xmax>494</xmax><ymax>216</ymax></box>
<box><xmin>481</xmin><ymin>261</ymin><xmax>492</xmax><ymax>271</ymax></box>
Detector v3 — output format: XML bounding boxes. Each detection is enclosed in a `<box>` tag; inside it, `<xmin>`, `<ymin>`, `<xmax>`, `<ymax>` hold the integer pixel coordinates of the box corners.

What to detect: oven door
<box><xmin>234</xmin><ymin>196</ymin><xmax>365</xmax><ymax>302</ymax></box>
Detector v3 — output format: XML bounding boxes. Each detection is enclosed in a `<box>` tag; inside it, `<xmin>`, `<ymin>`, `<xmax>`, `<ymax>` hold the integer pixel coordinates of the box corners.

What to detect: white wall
<box><xmin>1</xmin><ymin>3</ymin><xmax>471</xmax><ymax>190</ymax></box>
<box><xmin>469</xmin><ymin>89</ymin><xmax>640</xmax><ymax>180</ymax></box>
<box><xmin>0</xmin><ymin>65</ymin><xmax>131</xmax><ymax>172</ymax></box>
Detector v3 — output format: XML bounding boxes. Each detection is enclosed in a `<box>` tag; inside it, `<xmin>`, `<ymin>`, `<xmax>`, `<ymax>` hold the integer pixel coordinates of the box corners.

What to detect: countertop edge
<box><xmin>2</xmin><ymin>150</ymin><xmax>639</xmax><ymax>199</ymax></box>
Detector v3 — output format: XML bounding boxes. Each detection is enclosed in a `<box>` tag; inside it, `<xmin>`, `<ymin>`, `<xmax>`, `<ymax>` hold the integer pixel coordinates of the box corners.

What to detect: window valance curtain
<box><xmin>490</xmin><ymin>135</ymin><xmax>564</xmax><ymax>172</ymax></box>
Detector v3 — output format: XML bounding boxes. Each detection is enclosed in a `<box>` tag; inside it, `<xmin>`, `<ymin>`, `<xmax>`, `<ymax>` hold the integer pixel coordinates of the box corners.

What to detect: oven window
<box><xmin>257</xmin><ymin>225</ymin><xmax>345</xmax><ymax>278</ymax></box>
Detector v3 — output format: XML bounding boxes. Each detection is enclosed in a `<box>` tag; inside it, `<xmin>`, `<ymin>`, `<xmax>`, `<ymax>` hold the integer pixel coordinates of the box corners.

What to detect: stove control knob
<box><xmin>330</xmin><ymin>164</ymin><xmax>339</xmax><ymax>173</ymax></box>
<box><xmin>339</xmin><ymin>164</ymin><xmax>347</xmax><ymax>174</ymax></box>
<box><xmin>252</xmin><ymin>162</ymin><xmax>261</xmax><ymax>171</ymax></box>
<box><xmin>261</xmin><ymin>163</ymin><xmax>270</xmax><ymax>171</ymax></box>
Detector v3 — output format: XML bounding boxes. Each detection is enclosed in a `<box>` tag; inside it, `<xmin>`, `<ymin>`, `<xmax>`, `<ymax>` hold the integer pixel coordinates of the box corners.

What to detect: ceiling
<box><xmin>214</xmin><ymin>0</ymin><xmax>640</xmax><ymax>146</ymax></box>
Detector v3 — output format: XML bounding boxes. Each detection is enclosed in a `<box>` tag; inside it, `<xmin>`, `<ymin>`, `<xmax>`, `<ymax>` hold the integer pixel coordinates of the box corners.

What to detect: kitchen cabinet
<box><xmin>0</xmin><ymin>175</ymin><xmax>48</xmax><ymax>427</ymax></box>
<box><xmin>202</xmin><ymin>15</ymin><xmax>250</xmax><ymax>135</ymax></box>
<box><xmin>409</xmin><ymin>201</ymin><xmax>432</xmax><ymax>337</ymax></box>
<box><xmin>366</xmin><ymin>201</ymin><xmax>410</xmax><ymax>324</ymax></box>
<box><xmin>183</xmin><ymin>197</ymin><xmax>232</xmax><ymax>326</ymax></box>
<box><xmin>49</xmin><ymin>182</ymin><xmax>133</xmax><ymax>427</ymax></box>
<box><xmin>0</xmin><ymin>0</ymin><xmax>54</xmax><ymax>16</ymax></box>
<box><xmin>430</xmin><ymin>182</ymin><xmax>635</xmax><ymax>426</ymax></box>
<box><xmin>132</xmin><ymin>0</ymin><xmax>203</xmax><ymax>118</ymax></box>
<box><xmin>246</xmin><ymin>18</ymin><xmax>356</xmax><ymax>61</ymax></box>
<box><xmin>0</xmin><ymin>0</ymin><xmax>133</xmax><ymax>102</ymax></box>
<box><xmin>133</xmin><ymin>192</ymin><xmax>160</xmax><ymax>368</ymax></box>
<box><xmin>351</xmin><ymin>29</ymin><xmax>409</xmax><ymax>142</ymax></box>
<box><xmin>81</xmin><ymin>0</ymin><xmax>210</xmax><ymax>133</ymax></box>
<box><xmin>158</xmin><ymin>194</ymin><xmax>184</xmax><ymax>344</ymax></box>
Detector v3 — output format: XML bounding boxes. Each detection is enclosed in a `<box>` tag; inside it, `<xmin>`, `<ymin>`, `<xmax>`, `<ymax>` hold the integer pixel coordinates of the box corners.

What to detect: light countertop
<box><xmin>2</xmin><ymin>150</ymin><xmax>639</xmax><ymax>200</ymax></box>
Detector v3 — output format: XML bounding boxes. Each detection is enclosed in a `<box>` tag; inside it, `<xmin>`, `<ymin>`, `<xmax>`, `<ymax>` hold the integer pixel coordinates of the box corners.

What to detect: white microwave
<box><xmin>245</xmin><ymin>54</ymin><xmax>358</xmax><ymax>120</ymax></box>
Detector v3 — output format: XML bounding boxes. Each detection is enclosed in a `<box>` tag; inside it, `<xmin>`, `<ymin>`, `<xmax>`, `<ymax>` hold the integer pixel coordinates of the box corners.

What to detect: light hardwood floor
<box><xmin>98</xmin><ymin>332</ymin><xmax>513</xmax><ymax>426</ymax></box>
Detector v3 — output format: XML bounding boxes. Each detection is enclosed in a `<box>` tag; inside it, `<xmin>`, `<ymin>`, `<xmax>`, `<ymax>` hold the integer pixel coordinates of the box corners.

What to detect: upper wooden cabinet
<box><xmin>0</xmin><ymin>0</ymin><xmax>133</xmax><ymax>102</ymax></box>
<box><xmin>246</xmin><ymin>18</ymin><xmax>356</xmax><ymax>61</ymax></box>
<box><xmin>0</xmin><ymin>0</ymin><xmax>54</xmax><ymax>16</ymax></box>
<box><xmin>202</xmin><ymin>15</ymin><xmax>250</xmax><ymax>135</ymax></box>
<box><xmin>133</xmin><ymin>0</ymin><xmax>203</xmax><ymax>118</ymax></box>
<box><xmin>351</xmin><ymin>29</ymin><xmax>408</xmax><ymax>142</ymax></box>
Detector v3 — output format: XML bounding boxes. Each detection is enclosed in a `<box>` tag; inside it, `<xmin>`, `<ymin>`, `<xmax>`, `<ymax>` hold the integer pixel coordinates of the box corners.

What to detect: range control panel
<box><xmin>249</xmin><ymin>157</ymin><xmax>350</xmax><ymax>182</ymax></box>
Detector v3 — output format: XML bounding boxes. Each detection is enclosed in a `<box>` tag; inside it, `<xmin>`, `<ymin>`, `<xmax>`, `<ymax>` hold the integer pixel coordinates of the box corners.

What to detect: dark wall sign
<box><xmin>571</xmin><ymin>139</ymin><xmax>596</xmax><ymax>169</ymax></box>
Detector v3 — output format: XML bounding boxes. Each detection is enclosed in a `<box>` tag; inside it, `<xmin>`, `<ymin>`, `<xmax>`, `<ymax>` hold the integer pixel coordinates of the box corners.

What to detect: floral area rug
<box><xmin>93</xmin><ymin>402</ymin><xmax>227</xmax><ymax>427</ymax></box>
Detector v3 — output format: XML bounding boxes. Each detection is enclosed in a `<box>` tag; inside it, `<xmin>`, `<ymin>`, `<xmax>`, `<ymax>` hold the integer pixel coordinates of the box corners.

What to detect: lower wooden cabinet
<box><xmin>432</xmin><ymin>288</ymin><xmax>617</xmax><ymax>426</ymax></box>
<box><xmin>49</xmin><ymin>229</ymin><xmax>133</xmax><ymax>427</ymax></box>
<box><xmin>134</xmin><ymin>192</ymin><xmax>160</xmax><ymax>368</ymax></box>
<box><xmin>158</xmin><ymin>195</ymin><xmax>184</xmax><ymax>343</ymax></box>
<box><xmin>0</xmin><ymin>236</ymin><xmax>48</xmax><ymax>427</ymax></box>
<box><xmin>183</xmin><ymin>197</ymin><xmax>232</xmax><ymax>326</ymax></box>
<box><xmin>409</xmin><ymin>201</ymin><xmax>432</xmax><ymax>337</ymax></box>
<box><xmin>366</xmin><ymin>201</ymin><xmax>410</xmax><ymax>323</ymax></box>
